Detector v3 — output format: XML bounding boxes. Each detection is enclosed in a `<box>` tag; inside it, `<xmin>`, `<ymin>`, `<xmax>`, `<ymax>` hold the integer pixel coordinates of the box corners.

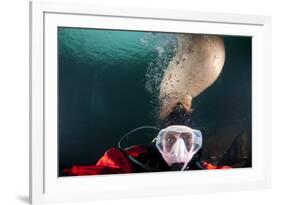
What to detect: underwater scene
<box><xmin>58</xmin><ymin>27</ymin><xmax>252</xmax><ymax>176</ymax></box>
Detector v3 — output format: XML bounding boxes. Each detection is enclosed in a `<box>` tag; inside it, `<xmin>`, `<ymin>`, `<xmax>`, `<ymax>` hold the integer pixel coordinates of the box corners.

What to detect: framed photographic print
<box><xmin>30</xmin><ymin>0</ymin><xmax>272</xmax><ymax>204</ymax></box>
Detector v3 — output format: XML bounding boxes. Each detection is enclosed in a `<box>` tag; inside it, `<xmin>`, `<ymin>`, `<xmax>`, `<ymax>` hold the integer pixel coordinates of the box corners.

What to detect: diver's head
<box><xmin>160</xmin><ymin>102</ymin><xmax>193</xmax><ymax>129</ymax></box>
<box><xmin>155</xmin><ymin>125</ymin><xmax>202</xmax><ymax>171</ymax></box>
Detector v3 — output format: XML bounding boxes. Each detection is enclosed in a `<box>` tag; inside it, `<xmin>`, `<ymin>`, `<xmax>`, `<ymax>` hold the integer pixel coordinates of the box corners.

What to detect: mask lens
<box><xmin>180</xmin><ymin>132</ymin><xmax>193</xmax><ymax>151</ymax></box>
<box><xmin>163</xmin><ymin>131</ymin><xmax>177</xmax><ymax>152</ymax></box>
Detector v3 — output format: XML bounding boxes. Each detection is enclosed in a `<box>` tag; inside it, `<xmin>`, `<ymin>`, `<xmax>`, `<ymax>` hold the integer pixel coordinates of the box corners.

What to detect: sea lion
<box><xmin>159</xmin><ymin>34</ymin><xmax>225</xmax><ymax>119</ymax></box>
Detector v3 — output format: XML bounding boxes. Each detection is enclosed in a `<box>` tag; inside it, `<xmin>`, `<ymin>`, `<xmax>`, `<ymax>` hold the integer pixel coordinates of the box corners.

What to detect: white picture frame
<box><xmin>30</xmin><ymin>0</ymin><xmax>272</xmax><ymax>204</ymax></box>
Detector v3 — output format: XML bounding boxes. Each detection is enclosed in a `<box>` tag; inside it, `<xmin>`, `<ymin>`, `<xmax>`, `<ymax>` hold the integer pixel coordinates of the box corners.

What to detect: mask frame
<box><xmin>155</xmin><ymin>125</ymin><xmax>202</xmax><ymax>170</ymax></box>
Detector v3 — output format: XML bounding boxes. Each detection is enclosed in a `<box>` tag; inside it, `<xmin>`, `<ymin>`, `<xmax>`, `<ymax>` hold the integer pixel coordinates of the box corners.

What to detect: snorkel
<box><xmin>118</xmin><ymin>126</ymin><xmax>162</xmax><ymax>172</ymax></box>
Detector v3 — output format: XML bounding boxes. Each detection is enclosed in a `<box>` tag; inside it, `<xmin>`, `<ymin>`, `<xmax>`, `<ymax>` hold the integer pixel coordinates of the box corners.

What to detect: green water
<box><xmin>58</xmin><ymin>27</ymin><xmax>251</xmax><ymax>173</ymax></box>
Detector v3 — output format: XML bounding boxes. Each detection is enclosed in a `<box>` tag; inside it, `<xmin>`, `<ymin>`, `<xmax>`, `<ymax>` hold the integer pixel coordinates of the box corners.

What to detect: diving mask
<box><xmin>155</xmin><ymin>125</ymin><xmax>202</xmax><ymax>170</ymax></box>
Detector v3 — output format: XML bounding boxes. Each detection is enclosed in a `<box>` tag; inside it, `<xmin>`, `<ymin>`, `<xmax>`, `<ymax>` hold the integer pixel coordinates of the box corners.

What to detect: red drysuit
<box><xmin>64</xmin><ymin>145</ymin><xmax>231</xmax><ymax>176</ymax></box>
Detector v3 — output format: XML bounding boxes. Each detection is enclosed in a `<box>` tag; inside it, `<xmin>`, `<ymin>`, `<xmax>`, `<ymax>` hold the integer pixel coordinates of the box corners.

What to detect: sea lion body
<box><xmin>160</xmin><ymin>34</ymin><xmax>225</xmax><ymax>119</ymax></box>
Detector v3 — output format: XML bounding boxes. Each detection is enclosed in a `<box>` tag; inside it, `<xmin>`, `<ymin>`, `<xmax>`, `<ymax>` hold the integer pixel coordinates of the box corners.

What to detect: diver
<box><xmin>64</xmin><ymin>104</ymin><xmax>230</xmax><ymax>176</ymax></box>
